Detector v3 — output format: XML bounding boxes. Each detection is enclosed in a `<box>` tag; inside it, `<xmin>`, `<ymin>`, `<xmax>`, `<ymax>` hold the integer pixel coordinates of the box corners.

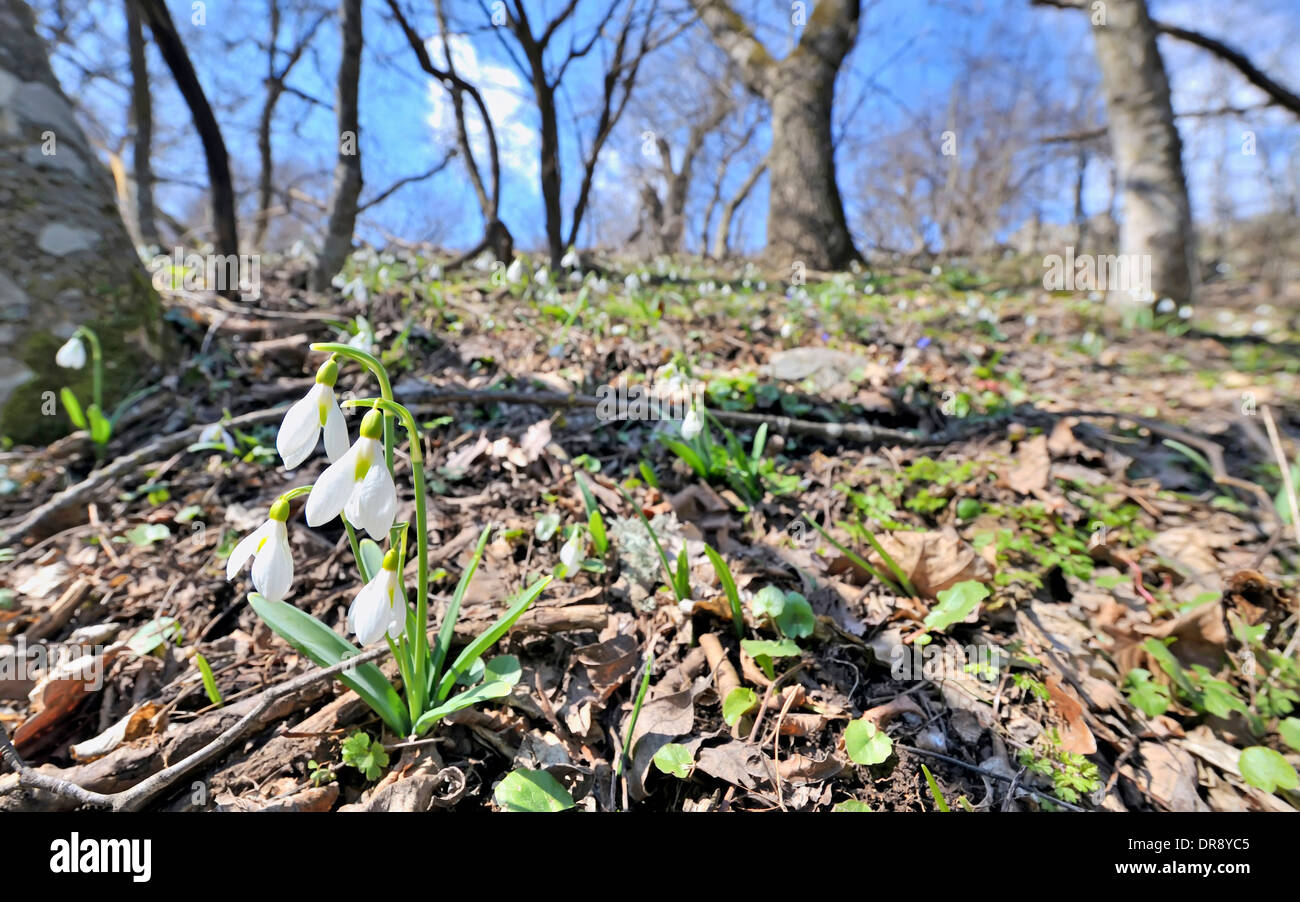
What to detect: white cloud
<box><xmin>425</xmin><ymin>34</ymin><xmax>539</xmax><ymax>186</ymax></box>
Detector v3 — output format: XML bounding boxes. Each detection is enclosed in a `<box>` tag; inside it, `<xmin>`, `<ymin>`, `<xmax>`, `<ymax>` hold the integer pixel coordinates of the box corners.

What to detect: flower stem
<box><xmin>76</xmin><ymin>326</ymin><xmax>103</xmax><ymax>412</ymax></box>
<box><xmin>345</xmin><ymin>396</ymin><xmax>430</xmax><ymax>718</ymax></box>
<box><xmin>310</xmin><ymin>342</ymin><xmax>397</xmax><ymax>471</ymax></box>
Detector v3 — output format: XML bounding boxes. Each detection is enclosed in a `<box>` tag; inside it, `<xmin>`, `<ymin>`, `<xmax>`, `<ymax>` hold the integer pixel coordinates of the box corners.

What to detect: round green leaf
<box><xmin>751</xmin><ymin>585</ymin><xmax>786</xmax><ymax>620</ymax></box>
<box><xmin>494</xmin><ymin>768</ymin><xmax>575</xmax><ymax>812</ymax></box>
<box><xmin>832</xmin><ymin>799</ymin><xmax>872</xmax><ymax>812</ymax></box>
<box><xmin>741</xmin><ymin>638</ymin><xmax>801</xmax><ymax>660</ymax></box>
<box><xmin>775</xmin><ymin>592</ymin><xmax>815</xmax><ymax>638</ymax></box>
<box><xmin>652</xmin><ymin>743</ymin><xmax>694</xmax><ymax>779</ymax></box>
<box><xmin>1239</xmin><ymin>746</ymin><xmax>1298</xmax><ymax>794</ymax></box>
<box><xmin>1279</xmin><ymin>718</ymin><xmax>1300</xmax><ymax>753</ymax></box>
<box><xmin>722</xmin><ymin>686</ymin><xmax>759</xmax><ymax>726</ymax></box>
<box><xmin>845</xmin><ymin>717</ymin><xmax>893</xmax><ymax>766</ymax></box>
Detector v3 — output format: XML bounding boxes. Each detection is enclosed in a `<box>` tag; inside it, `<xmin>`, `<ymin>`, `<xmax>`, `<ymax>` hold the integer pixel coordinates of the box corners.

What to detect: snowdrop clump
<box><xmin>221</xmin><ymin>341</ymin><xmax>554</xmax><ymax>737</ymax></box>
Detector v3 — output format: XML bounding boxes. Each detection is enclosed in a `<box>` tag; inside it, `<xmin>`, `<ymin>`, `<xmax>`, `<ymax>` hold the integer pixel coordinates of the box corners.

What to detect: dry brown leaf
<box><xmin>1006</xmin><ymin>435</ymin><xmax>1050</xmax><ymax>494</ymax></box>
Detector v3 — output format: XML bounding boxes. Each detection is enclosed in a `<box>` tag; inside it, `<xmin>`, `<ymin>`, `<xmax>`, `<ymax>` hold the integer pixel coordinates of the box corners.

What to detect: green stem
<box><xmin>311</xmin><ymin>342</ymin><xmax>397</xmax><ymax>471</ymax></box>
<box><xmin>76</xmin><ymin>326</ymin><xmax>103</xmax><ymax>412</ymax></box>
<box><xmin>344</xmin><ymin>396</ymin><xmax>429</xmax><ymax>717</ymax></box>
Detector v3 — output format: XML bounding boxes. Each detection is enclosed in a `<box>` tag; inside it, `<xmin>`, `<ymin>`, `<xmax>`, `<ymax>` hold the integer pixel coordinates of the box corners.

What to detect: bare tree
<box><xmin>469</xmin><ymin>0</ymin><xmax>667</xmax><ymax>267</ymax></box>
<box><xmin>1033</xmin><ymin>0</ymin><xmax>1194</xmax><ymax>303</ymax></box>
<box><xmin>255</xmin><ymin>0</ymin><xmax>327</xmax><ymax>249</ymax></box>
<box><xmin>387</xmin><ymin>0</ymin><xmax>512</xmax><ymax>265</ymax></box>
<box><xmin>689</xmin><ymin>0</ymin><xmax>861</xmax><ymax>269</ymax></box>
<box><xmin>124</xmin><ymin>0</ymin><xmax>158</xmax><ymax>247</ymax></box>
<box><xmin>312</xmin><ymin>0</ymin><xmax>363</xmax><ymax>290</ymax></box>
<box><xmin>136</xmin><ymin>0</ymin><xmax>239</xmax><ymax>263</ymax></box>
<box><xmin>712</xmin><ymin>154</ymin><xmax>767</xmax><ymax>259</ymax></box>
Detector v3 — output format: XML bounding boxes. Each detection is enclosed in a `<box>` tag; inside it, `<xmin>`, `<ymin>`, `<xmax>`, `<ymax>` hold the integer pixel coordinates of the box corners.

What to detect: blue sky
<box><xmin>41</xmin><ymin>0</ymin><xmax>1300</xmax><ymax>256</ymax></box>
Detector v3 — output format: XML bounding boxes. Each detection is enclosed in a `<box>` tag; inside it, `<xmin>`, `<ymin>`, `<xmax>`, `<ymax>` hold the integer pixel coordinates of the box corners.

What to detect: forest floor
<box><xmin>2</xmin><ymin>251</ymin><xmax>1299</xmax><ymax>812</ymax></box>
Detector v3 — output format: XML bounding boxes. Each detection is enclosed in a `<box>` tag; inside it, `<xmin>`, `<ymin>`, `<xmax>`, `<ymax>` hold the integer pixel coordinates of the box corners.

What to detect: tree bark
<box><xmin>136</xmin><ymin>0</ymin><xmax>238</xmax><ymax>263</ymax></box>
<box><xmin>312</xmin><ymin>0</ymin><xmax>364</xmax><ymax>291</ymax></box>
<box><xmin>691</xmin><ymin>0</ymin><xmax>860</xmax><ymax>269</ymax></box>
<box><xmin>125</xmin><ymin>0</ymin><xmax>159</xmax><ymax>248</ymax></box>
<box><xmin>0</xmin><ymin>0</ymin><xmax>167</xmax><ymax>443</ymax></box>
<box><xmin>713</xmin><ymin>154</ymin><xmax>767</xmax><ymax>259</ymax></box>
<box><xmin>1091</xmin><ymin>0</ymin><xmax>1195</xmax><ymax>303</ymax></box>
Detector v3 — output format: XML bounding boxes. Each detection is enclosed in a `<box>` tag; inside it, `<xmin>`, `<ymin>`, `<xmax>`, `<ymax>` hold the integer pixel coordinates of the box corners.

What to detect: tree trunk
<box><xmin>533</xmin><ymin>70</ymin><xmax>565</xmax><ymax>269</ymax></box>
<box><xmin>1092</xmin><ymin>0</ymin><xmax>1195</xmax><ymax>303</ymax></box>
<box><xmin>312</xmin><ymin>0</ymin><xmax>363</xmax><ymax>291</ymax></box>
<box><xmin>254</xmin><ymin>0</ymin><xmax>283</xmax><ymax>250</ymax></box>
<box><xmin>125</xmin><ymin>0</ymin><xmax>159</xmax><ymax>248</ymax></box>
<box><xmin>713</xmin><ymin>155</ymin><xmax>767</xmax><ymax>259</ymax></box>
<box><xmin>137</xmin><ymin>0</ymin><xmax>238</xmax><ymax>264</ymax></box>
<box><xmin>0</xmin><ymin>0</ymin><xmax>167</xmax><ymax>443</ymax></box>
<box><xmin>690</xmin><ymin>0</ymin><xmax>860</xmax><ymax>270</ymax></box>
<box><xmin>767</xmin><ymin>63</ymin><xmax>855</xmax><ymax>268</ymax></box>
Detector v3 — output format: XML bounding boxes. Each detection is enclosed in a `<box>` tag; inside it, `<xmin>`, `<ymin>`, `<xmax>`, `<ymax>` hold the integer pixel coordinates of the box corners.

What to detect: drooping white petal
<box><xmin>225</xmin><ymin>521</ymin><xmax>272</xmax><ymax>580</ymax></box>
<box><xmin>346</xmin><ymin>448</ymin><xmax>397</xmax><ymax>539</ymax></box>
<box><xmin>322</xmin><ymin>392</ymin><xmax>349</xmax><ymax>462</ymax></box>
<box><xmin>251</xmin><ymin>521</ymin><xmax>294</xmax><ymax>602</ymax></box>
<box><xmin>560</xmin><ymin>533</ymin><xmax>581</xmax><ymax>570</ymax></box>
<box><xmin>681</xmin><ymin>407</ymin><xmax>703</xmax><ymax>441</ymax></box>
<box><xmin>277</xmin><ymin>385</ymin><xmax>326</xmax><ymax>470</ymax></box>
<box><xmin>55</xmin><ymin>336</ymin><xmax>86</xmax><ymax>369</ymax></box>
<box><xmin>306</xmin><ymin>441</ymin><xmax>363</xmax><ymax>526</ymax></box>
<box><xmin>387</xmin><ymin>589</ymin><xmax>407</xmax><ymax>640</ymax></box>
<box><xmin>348</xmin><ymin>576</ymin><xmax>394</xmax><ymax>646</ymax></box>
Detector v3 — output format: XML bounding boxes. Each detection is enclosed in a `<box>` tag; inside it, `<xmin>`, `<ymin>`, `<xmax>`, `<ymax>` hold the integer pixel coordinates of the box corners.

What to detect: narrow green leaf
<box><xmin>922</xmin><ymin>764</ymin><xmax>950</xmax><ymax>812</ymax></box>
<box><xmin>704</xmin><ymin>545</ymin><xmax>745</xmax><ymax>639</ymax></box>
<box><xmin>194</xmin><ymin>653</ymin><xmax>223</xmax><ymax>706</ymax></box>
<box><xmin>60</xmin><ymin>388</ymin><xmax>86</xmax><ymax>429</ymax></box>
<box><xmin>87</xmin><ymin>404</ymin><xmax>112</xmax><ymax>444</ymax></box>
<box><xmin>429</xmin><ymin>525</ymin><xmax>491</xmax><ymax>691</ymax></box>
<box><xmin>248</xmin><ymin>594</ymin><xmax>408</xmax><ymax>735</ymax></box>
<box><xmin>436</xmin><ymin>575</ymin><xmax>552</xmax><ymax>702</ymax></box>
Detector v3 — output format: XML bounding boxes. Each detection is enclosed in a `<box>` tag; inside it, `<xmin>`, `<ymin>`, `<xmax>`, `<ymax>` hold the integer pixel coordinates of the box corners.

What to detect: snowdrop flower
<box><xmin>1178</xmin><ymin>305</ymin><xmax>1193</xmax><ymax>320</ymax></box>
<box><xmin>624</xmin><ymin>273</ymin><xmax>641</xmax><ymax>293</ymax></box>
<box><xmin>55</xmin><ymin>335</ymin><xmax>86</xmax><ymax>370</ymax></box>
<box><xmin>535</xmin><ymin>266</ymin><xmax>550</xmax><ymax>287</ymax></box>
<box><xmin>560</xmin><ymin>248</ymin><xmax>579</xmax><ymax>269</ymax></box>
<box><xmin>348</xmin><ymin>548</ymin><xmax>406</xmax><ymax>645</ymax></box>
<box><xmin>506</xmin><ymin>257</ymin><xmax>526</xmax><ymax>284</ymax></box>
<box><xmin>559</xmin><ymin>530</ymin><xmax>582</xmax><ymax>571</ymax></box>
<box><xmin>1156</xmin><ymin>298</ymin><xmax>1176</xmax><ymax>314</ymax></box>
<box><xmin>277</xmin><ymin>358</ymin><xmax>348</xmax><ymax>470</ymax></box>
<box><xmin>681</xmin><ymin>405</ymin><xmax>703</xmax><ymax>441</ymax></box>
<box><xmin>305</xmin><ymin>407</ymin><xmax>397</xmax><ymax>539</ymax></box>
<box><xmin>226</xmin><ymin>497</ymin><xmax>294</xmax><ymax>602</ymax></box>
<box><xmin>199</xmin><ymin>422</ymin><xmax>237</xmax><ymax>452</ymax></box>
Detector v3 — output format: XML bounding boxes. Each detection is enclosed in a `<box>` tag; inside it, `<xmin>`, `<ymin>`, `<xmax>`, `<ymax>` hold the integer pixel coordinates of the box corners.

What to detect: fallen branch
<box><xmin>0</xmin><ymin>640</ymin><xmax>389</xmax><ymax>811</ymax></box>
<box><xmin>1</xmin><ymin>405</ymin><xmax>288</xmax><ymax>545</ymax></box>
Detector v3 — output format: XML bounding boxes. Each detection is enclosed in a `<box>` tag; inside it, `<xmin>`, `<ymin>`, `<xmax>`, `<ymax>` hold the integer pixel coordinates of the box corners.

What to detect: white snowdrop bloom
<box><xmin>506</xmin><ymin>258</ymin><xmax>526</xmax><ymax>284</ymax></box>
<box><xmin>341</xmin><ymin>276</ymin><xmax>368</xmax><ymax>302</ymax></box>
<box><xmin>560</xmin><ymin>249</ymin><xmax>579</xmax><ymax>269</ymax></box>
<box><xmin>305</xmin><ymin>408</ymin><xmax>397</xmax><ymax>539</ymax></box>
<box><xmin>559</xmin><ymin>530</ymin><xmax>582</xmax><ymax>571</ymax></box>
<box><xmin>348</xmin><ymin>549</ymin><xmax>406</xmax><ymax>645</ymax></box>
<box><xmin>226</xmin><ymin>497</ymin><xmax>294</xmax><ymax>603</ymax></box>
<box><xmin>930</xmin><ymin>265</ymin><xmax>942</xmax><ymax>276</ymax></box>
<box><xmin>426</xmin><ymin>263</ymin><xmax>443</xmax><ymax>281</ymax></box>
<box><xmin>535</xmin><ymin>266</ymin><xmax>551</xmax><ymax>287</ymax></box>
<box><xmin>199</xmin><ymin>422</ymin><xmax>237</xmax><ymax>452</ymax></box>
<box><xmin>780</xmin><ymin>321</ymin><xmax>794</xmax><ymax>338</ymax></box>
<box><xmin>1251</xmin><ymin>320</ymin><xmax>1271</xmax><ymax>335</ymax></box>
<box><xmin>681</xmin><ymin>406</ymin><xmax>703</xmax><ymax>441</ymax></box>
<box><xmin>1178</xmin><ymin>305</ymin><xmax>1193</xmax><ymax>320</ymax></box>
<box><xmin>757</xmin><ymin>281</ymin><xmax>766</xmax><ymax>291</ymax></box>
<box><xmin>1156</xmin><ymin>298</ymin><xmax>1176</xmax><ymax>314</ymax></box>
<box><xmin>624</xmin><ymin>273</ymin><xmax>641</xmax><ymax>292</ymax></box>
<box><xmin>1216</xmin><ymin>310</ymin><xmax>1234</xmax><ymax>324</ymax></box>
<box><xmin>1088</xmin><ymin>291</ymin><xmax>1104</xmax><ymax>303</ymax></box>
<box><xmin>1254</xmin><ymin>304</ymin><xmax>1273</xmax><ymax>316</ymax></box>
<box><xmin>277</xmin><ymin>358</ymin><xmax>348</xmax><ymax>470</ymax></box>
<box><xmin>1025</xmin><ymin>314</ymin><xmax>1038</xmax><ymax>327</ymax></box>
<box><xmin>55</xmin><ymin>335</ymin><xmax>86</xmax><ymax>370</ymax></box>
